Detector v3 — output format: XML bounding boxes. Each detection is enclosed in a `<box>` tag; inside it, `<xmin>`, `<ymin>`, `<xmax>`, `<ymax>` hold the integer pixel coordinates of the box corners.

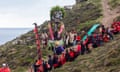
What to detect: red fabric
<box><xmin>113</xmin><ymin>26</ymin><xmax>117</xmax><ymax>32</ymax></box>
<box><xmin>34</xmin><ymin>27</ymin><xmax>38</xmax><ymax>33</ymax></box>
<box><xmin>76</xmin><ymin>36</ymin><xmax>81</xmax><ymax>41</ymax></box>
<box><xmin>60</xmin><ymin>54</ymin><xmax>66</xmax><ymax>65</ymax></box>
<box><xmin>35</xmin><ymin>34</ymin><xmax>39</xmax><ymax>39</ymax></box>
<box><xmin>93</xmin><ymin>34</ymin><xmax>97</xmax><ymax>38</ymax></box>
<box><xmin>118</xmin><ymin>22</ymin><xmax>120</xmax><ymax>25</ymax></box>
<box><xmin>112</xmin><ymin>24</ymin><xmax>120</xmax><ymax>33</ymax></box>
<box><xmin>116</xmin><ymin>25</ymin><xmax>120</xmax><ymax>31</ymax></box>
<box><xmin>112</xmin><ymin>22</ymin><xmax>118</xmax><ymax>25</ymax></box>
<box><xmin>36</xmin><ymin>60</ymin><xmax>42</xmax><ymax>65</ymax></box>
<box><xmin>84</xmin><ymin>38</ymin><xmax>89</xmax><ymax>45</ymax></box>
<box><xmin>103</xmin><ymin>35</ymin><xmax>109</xmax><ymax>42</ymax></box>
<box><xmin>76</xmin><ymin>45</ymin><xmax>81</xmax><ymax>52</ymax></box>
<box><xmin>58</xmin><ymin>24</ymin><xmax>64</xmax><ymax>35</ymax></box>
<box><xmin>37</xmin><ymin>65</ymin><xmax>44</xmax><ymax>72</ymax></box>
<box><xmin>35</xmin><ymin>60</ymin><xmax>44</xmax><ymax>72</ymax></box>
<box><xmin>53</xmin><ymin>64</ymin><xmax>58</xmax><ymax>68</ymax></box>
<box><xmin>69</xmin><ymin>51</ymin><xmax>75</xmax><ymax>58</ymax></box>
<box><xmin>112</xmin><ymin>22</ymin><xmax>120</xmax><ymax>28</ymax></box>
<box><xmin>99</xmin><ymin>34</ymin><xmax>103</xmax><ymax>40</ymax></box>
<box><xmin>46</xmin><ymin>64</ymin><xmax>50</xmax><ymax>69</ymax></box>
<box><xmin>48</xmin><ymin>24</ymin><xmax>54</xmax><ymax>40</ymax></box>
<box><xmin>36</xmin><ymin>40</ymin><xmax>40</xmax><ymax>45</ymax></box>
<box><xmin>116</xmin><ymin>22</ymin><xmax>120</xmax><ymax>25</ymax></box>
<box><xmin>0</xmin><ymin>68</ymin><xmax>10</xmax><ymax>72</ymax></box>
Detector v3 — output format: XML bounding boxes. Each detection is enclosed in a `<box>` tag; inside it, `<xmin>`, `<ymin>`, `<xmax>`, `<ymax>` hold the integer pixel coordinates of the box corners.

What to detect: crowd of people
<box><xmin>32</xmin><ymin>21</ymin><xmax>120</xmax><ymax>72</ymax></box>
<box><xmin>1</xmin><ymin>22</ymin><xmax>120</xmax><ymax>72</ymax></box>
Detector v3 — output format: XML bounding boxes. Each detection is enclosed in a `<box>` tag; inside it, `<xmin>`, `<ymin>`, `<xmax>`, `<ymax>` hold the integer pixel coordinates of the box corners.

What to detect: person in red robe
<box><xmin>0</xmin><ymin>63</ymin><xmax>11</xmax><ymax>72</ymax></box>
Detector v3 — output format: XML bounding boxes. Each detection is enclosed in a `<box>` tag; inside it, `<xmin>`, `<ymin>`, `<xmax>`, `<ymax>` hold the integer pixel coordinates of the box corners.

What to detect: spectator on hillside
<box><xmin>64</xmin><ymin>31</ymin><xmax>70</xmax><ymax>48</ymax></box>
<box><xmin>80</xmin><ymin>41</ymin><xmax>86</xmax><ymax>55</ymax></box>
<box><xmin>43</xmin><ymin>61</ymin><xmax>50</xmax><ymax>72</ymax></box>
<box><xmin>69</xmin><ymin>29</ymin><xmax>77</xmax><ymax>46</ymax></box>
<box><xmin>54</xmin><ymin>41</ymin><xmax>64</xmax><ymax>55</ymax></box>
<box><xmin>75</xmin><ymin>42</ymin><xmax>81</xmax><ymax>56</ymax></box>
<box><xmin>65</xmin><ymin>49</ymin><xmax>70</xmax><ymax>61</ymax></box>
<box><xmin>48</xmin><ymin>55</ymin><xmax>53</xmax><ymax>71</ymax></box>
<box><xmin>101</xmin><ymin>24</ymin><xmax>106</xmax><ymax>35</ymax></box>
<box><xmin>0</xmin><ymin>63</ymin><xmax>11</xmax><ymax>72</ymax></box>
<box><xmin>59</xmin><ymin>52</ymin><xmax>66</xmax><ymax>66</ymax></box>
<box><xmin>33</xmin><ymin>60</ymin><xmax>39</xmax><ymax>72</ymax></box>
<box><xmin>41</xmin><ymin>31</ymin><xmax>48</xmax><ymax>49</ymax></box>
<box><xmin>103</xmin><ymin>33</ymin><xmax>110</xmax><ymax>42</ymax></box>
<box><xmin>53</xmin><ymin>54</ymin><xmax>59</xmax><ymax>69</ymax></box>
<box><xmin>84</xmin><ymin>35</ymin><xmax>91</xmax><ymax>53</ymax></box>
<box><xmin>106</xmin><ymin>27</ymin><xmax>114</xmax><ymax>40</ymax></box>
<box><xmin>69</xmin><ymin>48</ymin><xmax>75</xmax><ymax>61</ymax></box>
<box><xmin>76</xmin><ymin>33</ymin><xmax>81</xmax><ymax>44</ymax></box>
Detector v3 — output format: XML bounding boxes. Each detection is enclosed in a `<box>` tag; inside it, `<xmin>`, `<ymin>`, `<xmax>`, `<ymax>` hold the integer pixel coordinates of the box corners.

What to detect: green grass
<box><xmin>12</xmin><ymin>67</ymin><xmax>27</xmax><ymax>72</ymax></box>
<box><xmin>88</xmin><ymin>0</ymin><xmax>101</xmax><ymax>7</ymax></box>
<box><xmin>64</xmin><ymin>1</ymin><xmax>102</xmax><ymax>32</ymax></box>
<box><xmin>109</xmin><ymin>0</ymin><xmax>120</xmax><ymax>8</ymax></box>
<box><xmin>115</xmin><ymin>16</ymin><xmax>120</xmax><ymax>21</ymax></box>
<box><xmin>77</xmin><ymin>19</ymin><xmax>101</xmax><ymax>31</ymax></box>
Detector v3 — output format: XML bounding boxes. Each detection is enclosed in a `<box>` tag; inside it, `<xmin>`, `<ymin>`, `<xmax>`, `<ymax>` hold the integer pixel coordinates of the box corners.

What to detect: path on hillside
<box><xmin>101</xmin><ymin>0</ymin><xmax>120</xmax><ymax>27</ymax></box>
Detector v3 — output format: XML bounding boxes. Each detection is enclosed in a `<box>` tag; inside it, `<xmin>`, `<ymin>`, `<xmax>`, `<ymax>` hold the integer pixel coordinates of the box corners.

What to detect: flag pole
<box><xmin>33</xmin><ymin>23</ymin><xmax>42</xmax><ymax>60</ymax></box>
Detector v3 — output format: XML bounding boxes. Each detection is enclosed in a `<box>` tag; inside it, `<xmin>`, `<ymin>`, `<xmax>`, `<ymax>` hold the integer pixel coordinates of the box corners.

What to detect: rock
<box><xmin>73</xmin><ymin>69</ymin><xmax>81</xmax><ymax>72</ymax></box>
<box><xmin>76</xmin><ymin>0</ymin><xmax>88</xmax><ymax>4</ymax></box>
<box><xmin>104</xmin><ymin>59</ymin><xmax>112</xmax><ymax>66</ymax></box>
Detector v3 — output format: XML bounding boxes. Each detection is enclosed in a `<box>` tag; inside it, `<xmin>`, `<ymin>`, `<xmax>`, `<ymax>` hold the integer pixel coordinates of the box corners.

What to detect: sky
<box><xmin>0</xmin><ymin>0</ymin><xmax>75</xmax><ymax>28</ymax></box>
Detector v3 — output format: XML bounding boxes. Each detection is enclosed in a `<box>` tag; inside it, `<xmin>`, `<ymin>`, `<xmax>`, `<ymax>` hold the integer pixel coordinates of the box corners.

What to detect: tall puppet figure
<box><xmin>48</xmin><ymin>6</ymin><xmax>65</xmax><ymax>41</ymax></box>
<box><xmin>48</xmin><ymin>6</ymin><xmax>65</xmax><ymax>54</ymax></box>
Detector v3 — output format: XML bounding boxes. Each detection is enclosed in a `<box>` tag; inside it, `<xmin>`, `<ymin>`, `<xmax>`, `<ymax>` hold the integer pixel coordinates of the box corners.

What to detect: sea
<box><xmin>0</xmin><ymin>28</ymin><xmax>32</xmax><ymax>45</ymax></box>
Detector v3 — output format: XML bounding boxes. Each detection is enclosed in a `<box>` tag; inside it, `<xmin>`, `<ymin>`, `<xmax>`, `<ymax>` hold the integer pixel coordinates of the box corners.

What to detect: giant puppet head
<box><xmin>50</xmin><ymin>6</ymin><xmax>65</xmax><ymax>23</ymax></box>
<box><xmin>48</xmin><ymin>6</ymin><xmax>65</xmax><ymax>41</ymax></box>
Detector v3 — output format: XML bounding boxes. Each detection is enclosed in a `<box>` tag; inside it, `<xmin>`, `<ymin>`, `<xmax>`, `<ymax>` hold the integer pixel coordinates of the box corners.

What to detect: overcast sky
<box><xmin>0</xmin><ymin>0</ymin><xmax>75</xmax><ymax>28</ymax></box>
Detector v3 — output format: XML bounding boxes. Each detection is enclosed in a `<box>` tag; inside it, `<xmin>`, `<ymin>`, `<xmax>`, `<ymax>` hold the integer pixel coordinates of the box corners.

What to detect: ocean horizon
<box><xmin>0</xmin><ymin>28</ymin><xmax>32</xmax><ymax>45</ymax></box>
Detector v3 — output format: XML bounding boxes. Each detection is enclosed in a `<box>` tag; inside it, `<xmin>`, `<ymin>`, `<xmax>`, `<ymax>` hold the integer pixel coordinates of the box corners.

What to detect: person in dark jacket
<box><xmin>48</xmin><ymin>55</ymin><xmax>53</xmax><ymax>71</ymax></box>
<box><xmin>80</xmin><ymin>41</ymin><xmax>86</xmax><ymax>55</ymax></box>
<box><xmin>84</xmin><ymin>36</ymin><xmax>91</xmax><ymax>53</ymax></box>
<box><xmin>53</xmin><ymin>54</ymin><xmax>59</xmax><ymax>69</ymax></box>
<box><xmin>101</xmin><ymin>24</ymin><xmax>105</xmax><ymax>35</ymax></box>
<box><xmin>55</xmin><ymin>46</ymin><xmax>64</xmax><ymax>55</ymax></box>
<box><xmin>65</xmin><ymin>49</ymin><xmax>70</xmax><ymax>61</ymax></box>
<box><xmin>43</xmin><ymin>61</ymin><xmax>50</xmax><ymax>72</ymax></box>
<box><xmin>106</xmin><ymin>27</ymin><xmax>114</xmax><ymax>40</ymax></box>
<box><xmin>33</xmin><ymin>60</ymin><xmax>40</xmax><ymax>72</ymax></box>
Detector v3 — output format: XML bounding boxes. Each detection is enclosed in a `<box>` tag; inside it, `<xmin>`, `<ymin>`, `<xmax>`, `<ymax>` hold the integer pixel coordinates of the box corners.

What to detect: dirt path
<box><xmin>101</xmin><ymin>0</ymin><xmax>120</xmax><ymax>27</ymax></box>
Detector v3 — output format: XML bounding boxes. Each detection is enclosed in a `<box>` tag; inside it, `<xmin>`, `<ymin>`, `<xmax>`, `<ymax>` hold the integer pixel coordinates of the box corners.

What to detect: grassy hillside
<box><xmin>63</xmin><ymin>0</ymin><xmax>102</xmax><ymax>31</ymax></box>
<box><xmin>0</xmin><ymin>30</ymin><xmax>53</xmax><ymax>72</ymax></box>
<box><xmin>109</xmin><ymin>0</ymin><xmax>120</xmax><ymax>8</ymax></box>
<box><xmin>0</xmin><ymin>0</ymin><xmax>120</xmax><ymax>72</ymax></box>
<box><xmin>54</xmin><ymin>34</ymin><xmax>120</xmax><ymax>72</ymax></box>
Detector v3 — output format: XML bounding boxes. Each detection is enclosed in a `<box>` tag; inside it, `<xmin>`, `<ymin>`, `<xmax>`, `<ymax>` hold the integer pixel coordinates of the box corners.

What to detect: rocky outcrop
<box><xmin>76</xmin><ymin>0</ymin><xmax>88</xmax><ymax>4</ymax></box>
